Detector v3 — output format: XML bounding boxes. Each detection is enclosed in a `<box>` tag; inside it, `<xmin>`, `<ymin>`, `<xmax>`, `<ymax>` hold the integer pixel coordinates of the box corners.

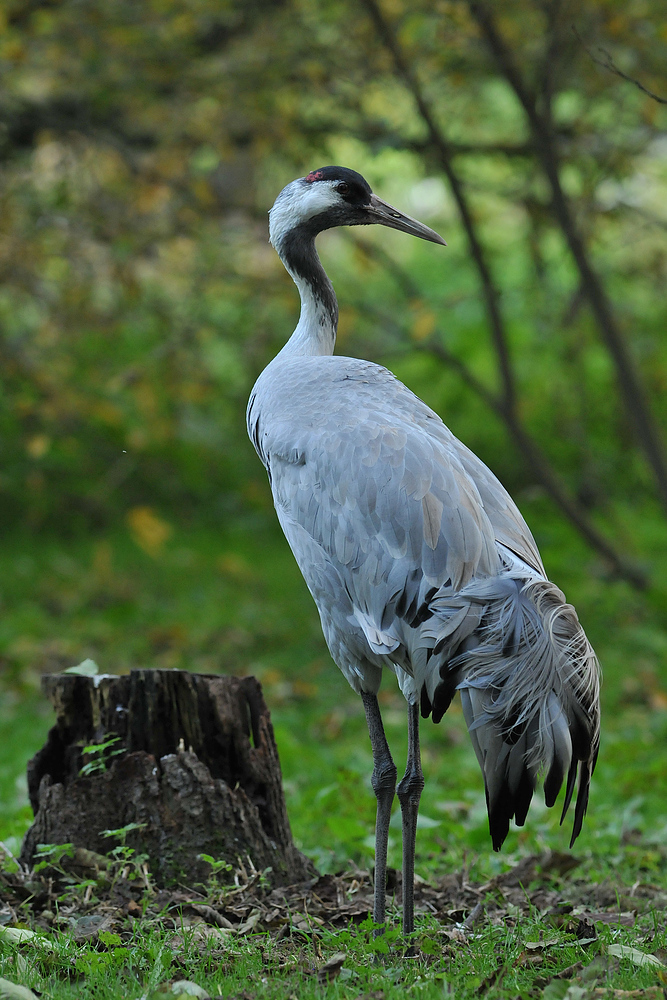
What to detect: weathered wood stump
<box><xmin>20</xmin><ymin>669</ymin><xmax>315</xmax><ymax>887</ymax></box>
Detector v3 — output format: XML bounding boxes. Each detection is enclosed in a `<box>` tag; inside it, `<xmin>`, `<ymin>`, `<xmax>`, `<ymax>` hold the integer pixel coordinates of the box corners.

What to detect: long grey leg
<box><xmin>361</xmin><ymin>691</ymin><xmax>397</xmax><ymax>929</ymax></box>
<box><xmin>397</xmin><ymin>701</ymin><xmax>424</xmax><ymax>939</ymax></box>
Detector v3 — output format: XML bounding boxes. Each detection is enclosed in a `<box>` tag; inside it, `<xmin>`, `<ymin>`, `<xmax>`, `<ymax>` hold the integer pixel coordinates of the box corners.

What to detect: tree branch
<box><xmin>406</xmin><ymin>138</ymin><xmax>535</xmax><ymax>158</ymax></box>
<box><xmin>357</xmin><ymin>0</ymin><xmax>649</xmax><ymax>585</ymax></box>
<box><xmin>573</xmin><ymin>27</ymin><xmax>667</xmax><ymax>105</ymax></box>
<box><xmin>359</xmin><ymin>0</ymin><xmax>517</xmax><ymax>412</ymax></box>
<box><xmin>468</xmin><ymin>0</ymin><xmax>667</xmax><ymax>517</ymax></box>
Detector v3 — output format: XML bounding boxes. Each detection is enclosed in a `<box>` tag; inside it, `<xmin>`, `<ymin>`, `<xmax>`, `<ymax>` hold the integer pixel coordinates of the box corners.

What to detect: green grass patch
<box><xmin>1</xmin><ymin>512</ymin><xmax>667</xmax><ymax>997</ymax></box>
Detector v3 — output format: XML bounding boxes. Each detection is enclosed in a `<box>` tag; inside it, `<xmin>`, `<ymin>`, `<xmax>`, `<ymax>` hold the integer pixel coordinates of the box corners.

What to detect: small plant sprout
<box><xmin>198</xmin><ymin>853</ymin><xmax>233</xmax><ymax>879</ymax></box>
<box><xmin>100</xmin><ymin>821</ymin><xmax>146</xmax><ymax>849</ymax></box>
<box><xmin>79</xmin><ymin>734</ymin><xmax>125</xmax><ymax>776</ymax></box>
<box><xmin>33</xmin><ymin>842</ymin><xmax>76</xmax><ymax>875</ymax></box>
<box><xmin>197</xmin><ymin>852</ymin><xmax>233</xmax><ymax>901</ymax></box>
<box><xmin>100</xmin><ymin>823</ymin><xmax>152</xmax><ymax>890</ymax></box>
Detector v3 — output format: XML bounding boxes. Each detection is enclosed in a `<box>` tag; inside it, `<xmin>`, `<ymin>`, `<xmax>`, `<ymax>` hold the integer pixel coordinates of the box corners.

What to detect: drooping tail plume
<box><xmin>422</xmin><ymin>573</ymin><xmax>600</xmax><ymax>849</ymax></box>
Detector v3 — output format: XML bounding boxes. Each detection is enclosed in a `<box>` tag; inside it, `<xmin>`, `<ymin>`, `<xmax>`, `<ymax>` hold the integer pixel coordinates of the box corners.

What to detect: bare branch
<box><xmin>573</xmin><ymin>26</ymin><xmax>667</xmax><ymax>105</ymax></box>
<box><xmin>407</xmin><ymin>139</ymin><xmax>535</xmax><ymax>158</ymax></box>
<box><xmin>357</xmin><ymin>0</ymin><xmax>650</xmax><ymax>585</ymax></box>
<box><xmin>360</xmin><ymin>0</ymin><xmax>517</xmax><ymax>412</ymax></box>
<box><xmin>468</xmin><ymin>0</ymin><xmax>667</xmax><ymax>517</ymax></box>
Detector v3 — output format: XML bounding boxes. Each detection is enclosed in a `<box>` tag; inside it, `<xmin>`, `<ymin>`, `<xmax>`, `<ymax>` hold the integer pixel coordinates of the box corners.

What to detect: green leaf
<box><xmin>98</xmin><ymin>931</ymin><xmax>123</xmax><ymax>948</ymax></box>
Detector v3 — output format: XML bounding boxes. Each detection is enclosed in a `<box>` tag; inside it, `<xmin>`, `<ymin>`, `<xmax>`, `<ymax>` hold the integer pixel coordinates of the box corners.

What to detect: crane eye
<box><xmin>337</xmin><ymin>182</ymin><xmax>350</xmax><ymax>195</ymax></box>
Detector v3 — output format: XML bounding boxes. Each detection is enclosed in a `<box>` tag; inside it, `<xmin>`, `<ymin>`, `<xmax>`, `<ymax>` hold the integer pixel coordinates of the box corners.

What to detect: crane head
<box><xmin>269</xmin><ymin>166</ymin><xmax>447</xmax><ymax>249</ymax></box>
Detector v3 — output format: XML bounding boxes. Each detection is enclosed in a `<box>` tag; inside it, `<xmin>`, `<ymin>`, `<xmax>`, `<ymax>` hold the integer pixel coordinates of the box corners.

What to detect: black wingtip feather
<box><xmin>513</xmin><ymin>770</ymin><xmax>536</xmax><ymax>827</ymax></box>
<box><xmin>544</xmin><ymin>757</ymin><xmax>565</xmax><ymax>809</ymax></box>
<box><xmin>560</xmin><ymin>758</ymin><xmax>578</xmax><ymax>825</ymax></box>
<box><xmin>430</xmin><ymin>672</ymin><xmax>460</xmax><ymax>724</ymax></box>
<box><xmin>570</xmin><ymin>764</ymin><xmax>592</xmax><ymax>847</ymax></box>
<box><xmin>488</xmin><ymin>782</ymin><xmax>512</xmax><ymax>851</ymax></box>
<box><xmin>487</xmin><ymin>762</ymin><xmax>536</xmax><ymax>849</ymax></box>
<box><xmin>490</xmin><ymin>810</ymin><xmax>510</xmax><ymax>851</ymax></box>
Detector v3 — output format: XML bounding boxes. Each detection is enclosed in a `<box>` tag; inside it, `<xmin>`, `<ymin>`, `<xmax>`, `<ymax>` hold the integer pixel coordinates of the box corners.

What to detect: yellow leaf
<box><xmin>26</xmin><ymin>435</ymin><xmax>50</xmax><ymax>459</ymax></box>
<box><xmin>135</xmin><ymin>183</ymin><xmax>171</xmax><ymax>214</ymax></box>
<box><xmin>217</xmin><ymin>553</ymin><xmax>254</xmax><ymax>581</ymax></box>
<box><xmin>411</xmin><ymin>308</ymin><xmax>436</xmax><ymax>342</ymax></box>
<box><xmin>127</xmin><ymin>506</ymin><xmax>173</xmax><ymax>557</ymax></box>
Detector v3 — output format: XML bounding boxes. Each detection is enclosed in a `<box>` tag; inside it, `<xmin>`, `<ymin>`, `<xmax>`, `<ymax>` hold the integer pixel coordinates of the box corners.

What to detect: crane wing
<box><xmin>383</xmin><ymin>378</ymin><xmax>545</xmax><ymax>575</ymax></box>
<box><xmin>448</xmin><ymin>439</ymin><xmax>545</xmax><ymax>575</ymax></box>
<box><xmin>252</xmin><ymin>358</ymin><xmax>525</xmax><ymax>660</ymax></box>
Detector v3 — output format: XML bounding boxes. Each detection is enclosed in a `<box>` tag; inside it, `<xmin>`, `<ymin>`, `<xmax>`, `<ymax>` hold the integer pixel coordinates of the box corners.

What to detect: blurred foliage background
<box><xmin>1</xmin><ymin>0</ymin><xmax>667</xmax><ymax>876</ymax></box>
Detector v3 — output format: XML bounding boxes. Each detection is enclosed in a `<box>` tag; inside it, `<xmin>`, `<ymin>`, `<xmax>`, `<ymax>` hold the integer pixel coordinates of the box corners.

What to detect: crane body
<box><xmin>247</xmin><ymin>166</ymin><xmax>600</xmax><ymax>936</ymax></box>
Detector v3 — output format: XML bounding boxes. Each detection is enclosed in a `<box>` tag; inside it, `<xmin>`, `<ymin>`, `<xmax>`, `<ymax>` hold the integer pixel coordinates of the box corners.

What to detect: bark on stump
<box><xmin>20</xmin><ymin>669</ymin><xmax>315</xmax><ymax>888</ymax></box>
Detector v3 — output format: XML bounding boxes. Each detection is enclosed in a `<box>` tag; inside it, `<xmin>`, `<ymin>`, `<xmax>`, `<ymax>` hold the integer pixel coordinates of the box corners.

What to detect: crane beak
<box><xmin>364</xmin><ymin>194</ymin><xmax>447</xmax><ymax>245</ymax></box>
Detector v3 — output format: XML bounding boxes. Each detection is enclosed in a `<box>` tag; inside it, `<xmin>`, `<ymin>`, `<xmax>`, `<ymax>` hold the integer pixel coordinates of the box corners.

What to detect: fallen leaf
<box><xmin>516</xmin><ymin>951</ymin><xmax>544</xmax><ymax>967</ymax></box>
<box><xmin>235</xmin><ymin>910</ymin><xmax>261</xmax><ymax>935</ymax></box>
<box><xmin>585</xmin><ymin>912</ymin><xmax>634</xmax><ymax>926</ymax></box>
<box><xmin>591</xmin><ymin>991</ymin><xmax>662</xmax><ymax>999</ymax></box>
<box><xmin>317</xmin><ymin>952</ymin><xmax>347</xmax><ymax>984</ymax></box>
<box><xmin>0</xmin><ymin>980</ymin><xmax>39</xmax><ymax>1000</ymax></box>
<box><xmin>188</xmin><ymin>904</ymin><xmax>234</xmax><ymax>929</ymax></box>
<box><xmin>170</xmin><ymin>982</ymin><xmax>210</xmax><ymax>999</ymax></box>
<box><xmin>72</xmin><ymin>913</ymin><xmax>111</xmax><ymax>943</ymax></box>
<box><xmin>526</xmin><ymin>939</ymin><xmax>561</xmax><ymax>951</ymax></box>
<box><xmin>0</xmin><ymin>928</ymin><xmax>38</xmax><ymax>944</ymax></box>
<box><xmin>608</xmin><ymin>944</ymin><xmax>665</xmax><ymax>969</ymax></box>
<box><xmin>64</xmin><ymin>658</ymin><xmax>99</xmax><ymax>676</ymax></box>
<box><xmin>0</xmin><ymin>927</ymin><xmax>54</xmax><ymax>951</ymax></box>
<box><xmin>442</xmin><ymin>927</ymin><xmax>468</xmax><ymax>944</ymax></box>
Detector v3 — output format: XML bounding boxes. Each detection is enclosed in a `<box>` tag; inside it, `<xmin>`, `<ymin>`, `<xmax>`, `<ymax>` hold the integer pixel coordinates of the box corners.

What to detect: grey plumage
<box><xmin>248</xmin><ymin>166</ymin><xmax>600</xmax><ymax>932</ymax></box>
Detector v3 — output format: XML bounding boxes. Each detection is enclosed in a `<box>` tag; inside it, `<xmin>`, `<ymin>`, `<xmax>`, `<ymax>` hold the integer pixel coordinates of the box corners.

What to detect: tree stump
<box><xmin>20</xmin><ymin>669</ymin><xmax>315</xmax><ymax>888</ymax></box>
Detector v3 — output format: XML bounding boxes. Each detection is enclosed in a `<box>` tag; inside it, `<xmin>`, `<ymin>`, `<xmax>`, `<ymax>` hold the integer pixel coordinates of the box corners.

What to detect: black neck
<box><xmin>278</xmin><ymin>224</ymin><xmax>338</xmax><ymax>333</ymax></box>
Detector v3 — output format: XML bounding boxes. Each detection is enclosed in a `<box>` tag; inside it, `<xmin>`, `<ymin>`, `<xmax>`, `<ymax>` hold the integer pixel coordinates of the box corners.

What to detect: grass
<box><xmin>1</xmin><ymin>504</ymin><xmax>667</xmax><ymax>997</ymax></box>
<box><xmin>1</xmin><ymin>868</ymin><xmax>667</xmax><ymax>999</ymax></box>
<box><xmin>3</xmin><ymin>926</ymin><xmax>666</xmax><ymax>999</ymax></box>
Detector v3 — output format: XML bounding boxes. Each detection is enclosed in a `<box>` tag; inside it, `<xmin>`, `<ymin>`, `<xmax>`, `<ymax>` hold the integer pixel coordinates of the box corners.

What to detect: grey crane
<box><xmin>247</xmin><ymin>166</ymin><xmax>600</xmax><ymax>936</ymax></box>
